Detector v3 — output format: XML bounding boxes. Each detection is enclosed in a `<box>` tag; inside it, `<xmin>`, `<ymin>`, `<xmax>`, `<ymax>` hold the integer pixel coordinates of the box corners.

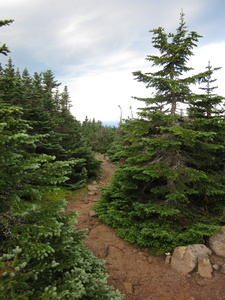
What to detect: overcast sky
<box><xmin>1</xmin><ymin>0</ymin><xmax>225</xmax><ymax>122</ymax></box>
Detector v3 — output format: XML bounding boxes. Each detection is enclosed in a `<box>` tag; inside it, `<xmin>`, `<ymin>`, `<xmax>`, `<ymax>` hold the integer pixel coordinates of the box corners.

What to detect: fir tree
<box><xmin>188</xmin><ymin>61</ymin><xmax>224</xmax><ymax>118</ymax></box>
<box><xmin>81</xmin><ymin>117</ymin><xmax>117</xmax><ymax>153</ymax></box>
<box><xmin>133</xmin><ymin>12</ymin><xmax>207</xmax><ymax>117</ymax></box>
<box><xmin>0</xmin><ymin>106</ymin><xmax>122</xmax><ymax>299</ymax></box>
<box><xmin>0</xmin><ymin>20</ymin><xmax>122</xmax><ymax>299</ymax></box>
<box><xmin>94</xmin><ymin>12</ymin><xmax>225</xmax><ymax>251</ymax></box>
<box><xmin>0</xmin><ymin>20</ymin><xmax>14</xmax><ymax>56</ymax></box>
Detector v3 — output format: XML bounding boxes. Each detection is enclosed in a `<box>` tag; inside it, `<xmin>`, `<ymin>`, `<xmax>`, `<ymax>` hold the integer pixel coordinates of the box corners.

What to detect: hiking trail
<box><xmin>66</xmin><ymin>154</ymin><xmax>225</xmax><ymax>300</ymax></box>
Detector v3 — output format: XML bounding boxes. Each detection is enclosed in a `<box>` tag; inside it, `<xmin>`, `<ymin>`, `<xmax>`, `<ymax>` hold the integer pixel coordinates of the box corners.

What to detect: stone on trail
<box><xmin>87</xmin><ymin>184</ymin><xmax>99</xmax><ymax>192</ymax></box>
<box><xmin>198</xmin><ymin>257</ymin><xmax>213</xmax><ymax>279</ymax></box>
<box><xmin>220</xmin><ymin>265</ymin><xmax>225</xmax><ymax>274</ymax></box>
<box><xmin>88</xmin><ymin>210</ymin><xmax>96</xmax><ymax>217</ymax></box>
<box><xmin>209</xmin><ymin>226</ymin><xmax>225</xmax><ymax>257</ymax></box>
<box><xmin>171</xmin><ymin>244</ymin><xmax>212</xmax><ymax>277</ymax></box>
<box><xmin>88</xmin><ymin>191</ymin><xmax>98</xmax><ymax>196</ymax></box>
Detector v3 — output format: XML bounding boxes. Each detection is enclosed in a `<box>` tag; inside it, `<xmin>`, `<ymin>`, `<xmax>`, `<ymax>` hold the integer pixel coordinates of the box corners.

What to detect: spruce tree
<box><xmin>94</xmin><ymin>12</ymin><xmax>225</xmax><ymax>251</ymax></box>
<box><xmin>0</xmin><ymin>105</ymin><xmax>122</xmax><ymax>300</ymax></box>
<box><xmin>0</xmin><ymin>20</ymin><xmax>14</xmax><ymax>56</ymax></box>
<box><xmin>0</xmin><ymin>60</ymin><xmax>101</xmax><ymax>187</ymax></box>
<box><xmin>0</xmin><ymin>20</ymin><xmax>122</xmax><ymax>299</ymax></box>
<box><xmin>81</xmin><ymin>118</ymin><xmax>117</xmax><ymax>153</ymax></box>
<box><xmin>188</xmin><ymin>61</ymin><xmax>224</xmax><ymax>118</ymax></box>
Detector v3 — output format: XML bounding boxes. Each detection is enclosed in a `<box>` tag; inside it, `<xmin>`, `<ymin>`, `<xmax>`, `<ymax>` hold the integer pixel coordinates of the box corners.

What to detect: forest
<box><xmin>1</xmin><ymin>12</ymin><xmax>225</xmax><ymax>299</ymax></box>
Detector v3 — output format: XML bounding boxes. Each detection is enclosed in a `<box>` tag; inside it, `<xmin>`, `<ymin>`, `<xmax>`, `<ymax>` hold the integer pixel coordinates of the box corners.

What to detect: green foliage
<box><xmin>94</xmin><ymin>12</ymin><xmax>225</xmax><ymax>252</ymax></box>
<box><xmin>0</xmin><ymin>21</ymin><xmax>122</xmax><ymax>299</ymax></box>
<box><xmin>0</xmin><ymin>95</ymin><xmax>122</xmax><ymax>300</ymax></box>
<box><xmin>81</xmin><ymin>117</ymin><xmax>117</xmax><ymax>153</ymax></box>
<box><xmin>0</xmin><ymin>59</ymin><xmax>101</xmax><ymax>189</ymax></box>
<box><xmin>0</xmin><ymin>202</ymin><xmax>123</xmax><ymax>299</ymax></box>
<box><xmin>0</xmin><ymin>20</ymin><xmax>14</xmax><ymax>56</ymax></box>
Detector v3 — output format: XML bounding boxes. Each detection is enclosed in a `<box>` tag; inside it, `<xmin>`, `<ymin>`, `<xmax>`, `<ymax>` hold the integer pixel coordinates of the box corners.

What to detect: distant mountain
<box><xmin>102</xmin><ymin>121</ymin><xmax>119</xmax><ymax>127</ymax></box>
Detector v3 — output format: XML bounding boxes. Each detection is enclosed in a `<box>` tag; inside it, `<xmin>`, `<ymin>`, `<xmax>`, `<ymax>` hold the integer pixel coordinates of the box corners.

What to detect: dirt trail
<box><xmin>66</xmin><ymin>154</ymin><xmax>225</xmax><ymax>300</ymax></box>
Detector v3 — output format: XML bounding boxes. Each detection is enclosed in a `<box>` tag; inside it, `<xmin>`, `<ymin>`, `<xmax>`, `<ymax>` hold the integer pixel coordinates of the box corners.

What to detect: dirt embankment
<box><xmin>66</xmin><ymin>154</ymin><xmax>225</xmax><ymax>300</ymax></box>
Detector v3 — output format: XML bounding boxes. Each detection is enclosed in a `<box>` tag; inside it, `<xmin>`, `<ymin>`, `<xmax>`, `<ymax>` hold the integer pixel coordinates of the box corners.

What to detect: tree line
<box><xmin>0</xmin><ymin>19</ymin><xmax>122</xmax><ymax>299</ymax></box>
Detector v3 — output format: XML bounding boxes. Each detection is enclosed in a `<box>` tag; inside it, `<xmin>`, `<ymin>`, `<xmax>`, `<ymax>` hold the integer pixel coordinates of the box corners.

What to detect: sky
<box><xmin>1</xmin><ymin>0</ymin><xmax>225</xmax><ymax>122</ymax></box>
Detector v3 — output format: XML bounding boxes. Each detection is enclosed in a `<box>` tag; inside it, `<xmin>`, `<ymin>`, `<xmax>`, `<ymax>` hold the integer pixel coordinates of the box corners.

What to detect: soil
<box><xmin>66</xmin><ymin>154</ymin><xmax>225</xmax><ymax>300</ymax></box>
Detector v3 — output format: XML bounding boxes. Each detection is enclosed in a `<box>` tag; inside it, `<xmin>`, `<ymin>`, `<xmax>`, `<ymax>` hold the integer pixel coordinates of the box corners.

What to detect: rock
<box><xmin>212</xmin><ymin>264</ymin><xmax>219</xmax><ymax>270</ymax></box>
<box><xmin>171</xmin><ymin>244</ymin><xmax>212</xmax><ymax>276</ymax></box>
<box><xmin>88</xmin><ymin>191</ymin><xmax>97</xmax><ymax>196</ymax></box>
<box><xmin>171</xmin><ymin>246</ymin><xmax>196</xmax><ymax>275</ymax></box>
<box><xmin>221</xmin><ymin>265</ymin><xmax>225</xmax><ymax>274</ymax></box>
<box><xmin>196</xmin><ymin>279</ymin><xmax>207</xmax><ymax>286</ymax></box>
<box><xmin>198</xmin><ymin>257</ymin><xmax>213</xmax><ymax>278</ymax></box>
<box><xmin>209</xmin><ymin>226</ymin><xmax>225</xmax><ymax>257</ymax></box>
<box><xmin>88</xmin><ymin>210</ymin><xmax>96</xmax><ymax>217</ymax></box>
<box><xmin>165</xmin><ymin>255</ymin><xmax>171</xmax><ymax>264</ymax></box>
<box><xmin>87</xmin><ymin>185</ymin><xmax>99</xmax><ymax>192</ymax></box>
<box><xmin>92</xmin><ymin>180</ymin><xmax>97</xmax><ymax>185</ymax></box>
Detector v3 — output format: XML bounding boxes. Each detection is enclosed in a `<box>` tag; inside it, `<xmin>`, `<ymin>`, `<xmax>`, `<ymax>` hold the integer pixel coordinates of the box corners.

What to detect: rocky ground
<box><xmin>66</xmin><ymin>154</ymin><xmax>225</xmax><ymax>300</ymax></box>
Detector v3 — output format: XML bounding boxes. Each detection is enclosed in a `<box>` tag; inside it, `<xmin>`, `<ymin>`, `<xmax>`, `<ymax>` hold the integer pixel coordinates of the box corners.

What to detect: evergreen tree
<box><xmin>0</xmin><ymin>20</ymin><xmax>122</xmax><ymax>299</ymax></box>
<box><xmin>132</xmin><ymin>12</ymin><xmax>208</xmax><ymax>117</ymax></box>
<box><xmin>94</xmin><ymin>12</ymin><xmax>225</xmax><ymax>251</ymax></box>
<box><xmin>0</xmin><ymin>105</ymin><xmax>122</xmax><ymax>300</ymax></box>
<box><xmin>0</xmin><ymin>20</ymin><xmax>14</xmax><ymax>56</ymax></box>
<box><xmin>188</xmin><ymin>61</ymin><xmax>224</xmax><ymax>118</ymax></box>
<box><xmin>82</xmin><ymin>117</ymin><xmax>117</xmax><ymax>153</ymax></box>
<box><xmin>0</xmin><ymin>60</ymin><xmax>101</xmax><ymax>187</ymax></box>
<box><xmin>0</xmin><ymin>58</ymin><xmax>22</xmax><ymax>106</ymax></box>
<box><xmin>59</xmin><ymin>85</ymin><xmax>72</xmax><ymax>113</ymax></box>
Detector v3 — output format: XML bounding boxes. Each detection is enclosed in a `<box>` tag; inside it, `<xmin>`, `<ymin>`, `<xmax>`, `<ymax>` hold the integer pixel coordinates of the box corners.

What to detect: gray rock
<box><xmin>171</xmin><ymin>244</ymin><xmax>212</xmax><ymax>276</ymax></box>
<box><xmin>209</xmin><ymin>226</ymin><xmax>225</xmax><ymax>257</ymax></box>
<box><xmin>198</xmin><ymin>257</ymin><xmax>213</xmax><ymax>278</ymax></box>
<box><xmin>87</xmin><ymin>185</ymin><xmax>99</xmax><ymax>192</ymax></box>
<box><xmin>171</xmin><ymin>246</ymin><xmax>196</xmax><ymax>275</ymax></box>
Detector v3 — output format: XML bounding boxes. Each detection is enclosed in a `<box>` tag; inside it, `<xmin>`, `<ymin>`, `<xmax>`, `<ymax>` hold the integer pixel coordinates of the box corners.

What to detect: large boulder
<box><xmin>209</xmin><ymin>226</ymin><xmax>225</xmax><ymax>257</ymax></box>
<box><xmin>171</xmin><ymin>244</ymin><xmax>212</xmax><ymax>277</ymax></box>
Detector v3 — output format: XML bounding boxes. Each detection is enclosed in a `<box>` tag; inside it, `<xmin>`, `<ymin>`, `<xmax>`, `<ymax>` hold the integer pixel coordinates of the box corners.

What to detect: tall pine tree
<box><xmin>94</xmin><ymin>12</ymin><xmax>225</xmax><ymax>251</ymax></box>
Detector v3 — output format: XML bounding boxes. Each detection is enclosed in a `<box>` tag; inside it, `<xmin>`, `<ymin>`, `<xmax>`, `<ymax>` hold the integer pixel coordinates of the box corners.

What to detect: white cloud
<box><xmin>66</xmin><ymin>41</ymin><xmax>225</xmax><ymax>122</ymax></box>
<box><xmin>0</xmin><ymin>0</ymin><xmax>224</xmax><ymax>122</ymax></box>
<box><xmin>64</xmin><ymin>52</ymin><xmax>150</xmax><ymax>122</ymax></box>
<box><xmin>189</xmin><ymin>42</ymin><xmax>225</xmax><ymax>95</ymax></box>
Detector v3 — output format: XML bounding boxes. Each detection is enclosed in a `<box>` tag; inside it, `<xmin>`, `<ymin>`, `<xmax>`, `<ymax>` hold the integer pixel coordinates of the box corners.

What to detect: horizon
<box><xmin>1</xmin><ymin>0</ymin><xmax>225</xmax><ymax>122</ymax></box>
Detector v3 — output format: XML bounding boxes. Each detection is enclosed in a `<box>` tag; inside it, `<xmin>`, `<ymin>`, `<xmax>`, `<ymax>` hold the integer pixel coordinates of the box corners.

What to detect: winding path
<box><xmin>66</xmin><ymin>154</ymin><xmax>225</xmax><ymax>300</ymax></box>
